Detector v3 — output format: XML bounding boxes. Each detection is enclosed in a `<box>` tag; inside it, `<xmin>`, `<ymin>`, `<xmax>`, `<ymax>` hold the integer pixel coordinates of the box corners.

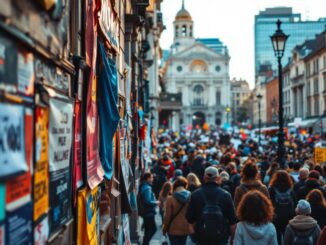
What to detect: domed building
<box><xmin>160</xmin><ymin>0</ymin><xmax>231</xmax><ymax>130</ymax></box>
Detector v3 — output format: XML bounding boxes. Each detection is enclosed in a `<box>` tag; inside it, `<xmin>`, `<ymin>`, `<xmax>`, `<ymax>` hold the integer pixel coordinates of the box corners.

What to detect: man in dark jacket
<box><xmin>293</xmin><ymin>168</ymin><xmax>309</xmax><ymax>196</ymax></box>
<box><xmin>139</xmin><ymin>172</ymin><xmax>159</xmax><ymax>245</ymax></box>
<box><xmin>297</xmin><ymin>170</ymin><xmax>326</xmax><ymax>200</ymax></box>
<box><xmin>186</xmin><ymin>167</ymin><xmax>237</xmax><ymax>245</ymax></box>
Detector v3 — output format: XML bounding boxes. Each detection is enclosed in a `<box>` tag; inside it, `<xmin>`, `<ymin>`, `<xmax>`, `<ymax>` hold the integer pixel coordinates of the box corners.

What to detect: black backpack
<box><xmin>290</xmin><ymin>226</ymin><xmax>317</xmax><ymax>245</ymax></box>
<box><xmin>197</xmin><ymin>190</ymin><xmax>229</xmax><ymax>244</ymax></box>
<box><xmin>274</xmin><ymin>188</ymin><xmax>294</xmax><ymax>220</ymax></box>
<box><xmin>137</xmin><ymin>184</ymin><xmax>146</xmax><ymax>217</ymax></box>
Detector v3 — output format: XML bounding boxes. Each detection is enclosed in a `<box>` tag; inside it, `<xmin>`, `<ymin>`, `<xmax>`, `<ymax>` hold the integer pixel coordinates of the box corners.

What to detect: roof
<box><xmin>175</xmin><ymin>1</ymin><xmax>192</xmax><ymax>21</ymax></box>
<box><xmin>196</xmin><ymin>38</ymin><xmax>228</xmax><ymax>55</ymax></box>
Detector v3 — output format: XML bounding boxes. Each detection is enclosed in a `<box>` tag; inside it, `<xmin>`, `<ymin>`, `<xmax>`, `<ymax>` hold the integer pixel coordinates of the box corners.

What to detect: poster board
<box><xmin>314</xmin><ymin>147</ymin><xmax>326</xmax><ymax>163</ymax></box>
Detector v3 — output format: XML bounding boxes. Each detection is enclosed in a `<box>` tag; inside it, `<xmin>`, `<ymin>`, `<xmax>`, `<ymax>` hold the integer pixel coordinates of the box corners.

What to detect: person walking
<box><xmin>284</xmin><ymin>200</ymin><xmax>321</xmax><ymax>245</ymax></box>
<box><xmin>139</xmin><ymin>172</ymin><xmax>160</xmax><ymax>245</ymax></box>
<box><xmin>234</xmin><ymin>190</ymin><xmax>278</xmax><ymax>245</ymax></box>
<box><xmin>293</xmin><ymin>168</ymin><xmax>309</xmax><ymax>196</ymax></box>
<box><xmin>186</xmin><ymin>167</ymin><xmax>237</xmax><ymax>245</ymax></box>
<box><xmin>186</xmin><ymin>173</ymin><xmax>202</xmax><ymax>193</ymax></box>
<box><xmin>158</xmin><ymin>181</ymin><xmax>173</xmax><ymax>221</ymax></box>
<box><xmin>306</xmin><ymin>189</ymin><xmax>326</xmax><ymax>229</ymax></box>
<box><xmin>268</xmin><ymin>170</ymin><xmax>296</xmax><ymax>245</ymax></box>
<box><xmin>163</xmin><ymin>177</ymin><xmax>194</xmax><ymax>245</ymax></box>
<box><xmin>234</xmin><ymin>161</ymin><xmax>270</xmax><ymax>209</ymax></box>
<box><xmin>297</xmin><ymin>170</ymin><xmax>326</xmax><ymax>200</ymax></box>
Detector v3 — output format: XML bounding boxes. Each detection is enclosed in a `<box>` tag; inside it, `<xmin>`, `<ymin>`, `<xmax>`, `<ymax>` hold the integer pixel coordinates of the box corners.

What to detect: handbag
<box><xmin>163</xmin><ymin>199</ymin><xmax>187</xmax><ymax>235</ymax></box>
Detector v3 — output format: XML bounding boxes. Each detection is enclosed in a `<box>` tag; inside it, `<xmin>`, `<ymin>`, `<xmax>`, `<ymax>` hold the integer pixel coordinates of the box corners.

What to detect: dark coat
<box><xmin>296</xmin><ymin>179</ymin><xmax>326</xmax><ymax>200</ymax></box>
<box><xmin>310</xmin><ymin>204</ymin><xmax>326</xmax><ymax>229</ymax></box>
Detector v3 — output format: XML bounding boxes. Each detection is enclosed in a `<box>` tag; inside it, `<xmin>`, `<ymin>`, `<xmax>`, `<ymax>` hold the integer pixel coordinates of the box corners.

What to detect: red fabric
<box><xmin>162</xmin><ymin>159</ymin><xmax>175</xmax><ymax>179</ymax></box>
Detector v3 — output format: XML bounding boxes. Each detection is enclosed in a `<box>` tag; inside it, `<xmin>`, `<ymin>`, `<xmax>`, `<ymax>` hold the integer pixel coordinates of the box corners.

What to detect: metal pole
<box><xmin>277</xmin><ymin>57</ymin><xmax>286</xmax><ymax>168</ymax></box>
<box><xmin>258</xmin><ymin>100</ymin><xmax>261</xmax><ymax>146</ymax></box>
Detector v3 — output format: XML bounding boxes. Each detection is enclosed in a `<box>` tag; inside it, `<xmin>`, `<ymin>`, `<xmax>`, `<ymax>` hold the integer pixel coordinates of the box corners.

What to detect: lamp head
<box><xmin>270</xmin><ymin>19</ymin><xmax>289</xmax><ymax>59</ymax></box>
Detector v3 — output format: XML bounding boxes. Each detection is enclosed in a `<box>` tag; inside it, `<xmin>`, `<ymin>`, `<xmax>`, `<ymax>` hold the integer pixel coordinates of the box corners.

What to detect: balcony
<box><xmin>159</xmin><ymin>92</ymin><xmax>182</xmax><ymax>110</ymax></box>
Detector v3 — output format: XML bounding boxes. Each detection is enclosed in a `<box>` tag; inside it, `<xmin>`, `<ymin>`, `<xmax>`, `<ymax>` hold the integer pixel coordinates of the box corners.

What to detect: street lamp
<box><xmin>271</xmin><ymin>19</ymin><xmax>289</xmax><ymax>168</ymax></box>
<box><xmin>256</xmin><ymin>93</ymin><xmax>263</xmax><ymax>147</ymax></box>
<box><xmin>226</xmin><ymin>106</ymin><xmax>231</xmax><ymax>125</ymax></box>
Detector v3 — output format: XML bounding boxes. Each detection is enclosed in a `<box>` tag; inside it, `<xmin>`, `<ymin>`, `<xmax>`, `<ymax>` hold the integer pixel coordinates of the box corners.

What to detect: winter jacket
<box><xmin>162</xmin><ymin>159</ymin><xmax>175</xmax><ymax>179</ymax></box>
<box><xmin>163</xmin><ymin>187</ymin><xmax>194</xmax><ymax>236</ymax></box>
<box><xmin>284</xmin><ymin>215</ymin><xmax>321</xmax><ymax>245</ymax></box>
<box><xmin>139</xmin><ymin>182</ymin><xmax>157</xmax><ymax>216</ymax></box>
<box><xmin>317</xmin><ymin>226</ymin><xmax>326</xmax><ymax>245</ymax></box>
<box><xmin>234</xmin><ymin>222</ymin><xmax>278</xmax><ymax>245</ymax></box>
<box><xmin>234</xmin><ymin>179</ymin><xmax>270</xmax><ymax>209</ymax></box>
<box><xmin>296</xmin><ymin>179</ymin><xmax>326</xmax><ymax>200</ymax></box>
<box><xmin>310</xmin><ymin>204</ymin><xmax>326</xmax><ymax>229</ymax></box>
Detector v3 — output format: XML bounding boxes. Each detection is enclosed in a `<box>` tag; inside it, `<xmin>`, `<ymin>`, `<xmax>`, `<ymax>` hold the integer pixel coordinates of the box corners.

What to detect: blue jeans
<box><xmin>169</xmin><ymin>235</ymin><xmax>187</xmax><ymax>245</ymax></box>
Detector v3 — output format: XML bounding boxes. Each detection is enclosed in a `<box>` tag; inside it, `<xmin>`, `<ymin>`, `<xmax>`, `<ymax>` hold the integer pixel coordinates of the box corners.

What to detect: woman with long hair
<box><xmin>186</xmin><ymin>173</ymin><xmax>201</xmax><ymax>192</ymax></box>
<box><xmin>268</xmin><ymin>170</ymin><xmax>296</xmax><ymax>245</ymax></box>
<box><xmin>234</xmin><ymin>162</ymin><xmax>270</xmax><ymax>209</ymax></box>
<box><xmin>306</xmin><ymin>189</ymin><xmax>326</xmax><ymax>228</ymax></box>
<box><xmin>234</xmin><ymin>190</ymin><xmax>277</xmax><ymax>245</ymax></box>
<box><xmin>264</xmin><ymin>162</ymin><xmax>279</xmax><ymax>186</ymax></box>
<box><xmin>158</xmin><ymin>181</ymin><xmax>173</xmax><ymax>221</ymax></box>
<box><xmin>163</xmin><ymin>177</ymin><xmax>194</xmax><ymax>245</ymax></box>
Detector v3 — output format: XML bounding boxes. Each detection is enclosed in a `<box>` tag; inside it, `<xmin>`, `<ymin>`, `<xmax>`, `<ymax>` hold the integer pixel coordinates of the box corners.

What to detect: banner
<box><xmin>17</xmin><ymin>49</ymin><xmax>34</xmax><ymax>96</ymax></box>
<box><xmin>34</xmin><ymin>107</ymin><xmax>49</xmax><ymax>221</ymax></box>
<box><xmin>74</xmin><ymin>102</ymin><xmax>83</xmax><ymax>189</ymax></box>
<box><xmin>77</xmin><ymin>187</ymin><xmax>100</xmax><ymax>245</ymax></box>
<box><xmin>0</xmin><ymin>103</ymin><xmax>27</xmax><ymax>180</ymax></box>
<box><xmin>6</xmin><ymin>108</ymin><xmax>33</xmax><ymax>211</ymax></box>
<box><xmin>5</xmin><ymin>202</ymin><xmax>33</xmax><ymax>245</ymax></box>
<box><xmin>87</xmin><ymin>71</ymin><xmax>104</xmax><ymax>189</ymax></box>
<box><xmin>34</xmin><ymin>216</ymin><xmax>49</xmax><ymax>245</ymax></box>
<box><xmin>98</xmin><ymin>42</ymin><xmax>120</xmax><ymax>180</ymax></box>
<box><xmin>49</xmin><ymin>98</ymin><xmax>73</xmax><ymax>172</ymax></box>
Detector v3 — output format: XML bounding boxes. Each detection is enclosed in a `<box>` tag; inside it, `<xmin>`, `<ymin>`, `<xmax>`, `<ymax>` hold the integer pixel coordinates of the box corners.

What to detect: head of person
<box><xmin>266</xmin><ymin>162</ymin><xmax>280</xmax><ymax>176</ymax></box>
<box><xmin>241</xmin><ymin>162</ymin><xmax>259</xmax><ymax>181</ymax></box>
<box><xmin>174</xmin><ymin>169</ymin><xmax>183</xmax><ymax>178</ymax></box>
<box><xmin>159</xmin><ymin>181</ymin><xmax>173</xmax><ymax>198</ymax></box>
<box><xmin>308</xmin><ymin>170</ymin><xmax>321</xmax><ymax>182</ymax></box>
<box><xmin>237</xmin><ymin>190</ymin><xmax>274</xmax><ymax>226</ymax></box>
<box><xmin>173</xmin><ymin>176</ymin><xmax>188</xmax><ymax>191</ymax></box>
<box><xmin>187</xmin><ymin>173</ymin><xmax>202</xmax><ymax>188</ymax></box>
<box><xmin>295</xmin><ymin>200</ymin><xmax>311</xmax><ymax>216</ymax></box>
<box><xmin>298</xmin><ymin>168</ymin><xmax>309</xmax><ymax>181</ymax></box>
<box><xmin>204</xmin><ymin>166</ymin><xmax>220</xmax><ymax>184</ymax></box>
<box><xmin>270</xmin><ymin>170</ymin><xmax>293</xmax><ymax>189</ymax></box>
<box><xmin>313</xmin><ymin>165</ymin><xmax>324</xmax><ymax>177</ymax></box>
<box><xmin>293</xmin><ymin>161</ymin><xmax>301</xmax><ymax>171</ymax></box>
<box><xmin>220</xmin><ymin>171</ymin><xmax>230</xmax><ymax>182</ymax></box>
<box><xmin>142</xmin><ymin>172</ymin><xmax>154</xmax><ymax>184</ymax></box>
<box><xmin>306</xmin><ymin>189</ymin><xmax>326</xmax><ymax>208</ymax></box>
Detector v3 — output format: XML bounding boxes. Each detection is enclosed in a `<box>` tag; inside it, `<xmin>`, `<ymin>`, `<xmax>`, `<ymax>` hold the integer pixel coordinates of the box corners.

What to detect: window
<box><xmin>190</xmin><ymin>26</ymin><xmax>193</xmax><ymax>37</ymax></box>
<box><xmin>216</xmin><ymin>91</ymin><xmax>221</xmax><ymax>106</ymax></box>
<box><xmin>314</xmin><ymin>78</ymin><xmax>319</xmax><ymax>94</ymax></box>
<box><xmin>193</xmin><ymin>85</ymin><xmax>204</xmax><ymax>105</ymax></box>
<box><xmin>175</xmin><ymin>26</ymin><xmax>179</xmax><ymax>37</ymax></box>
<box><xmin>182</xmin><ymin>25</ymin><xmax>187</xmax><ymax>37</ymax></box>
<box><xmin>324</xmin><ymin>76</ymin><xmax>326</xmax><ymax>92</ymax></box>
<box><xmin>296</xmin><ymin>66</ymin><xmax>299</xmax><ymax>77</ymax></box>
<box><xmin>215</xmin><ymin>65</ymin><xmax>221</xmax><ymax>72</ymax></box>
<box><xmin>177</xmin><ymin>66</ymin><xmax>182</xmax><ymax>72</ymax></box>
<box><xmin>314</xmin><ymin>98</ymin><xmax>319</xmax><ymax>115</ymax></box>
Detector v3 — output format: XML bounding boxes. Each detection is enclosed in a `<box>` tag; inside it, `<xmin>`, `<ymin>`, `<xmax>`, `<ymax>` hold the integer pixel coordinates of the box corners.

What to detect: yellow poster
<box><xmin>33</xmin><ymin>107</ymin><xmax>49</xmax><ymax>221</ymax></box>
<box><xmin>314</xmin><ymin>147</ymin><xmax>326</xmax><ymax>163</ymax></box>
<box><xmin>77</xmin><ymin>187</ymin><xmax>99</xmax><ymax>245</ymax></box>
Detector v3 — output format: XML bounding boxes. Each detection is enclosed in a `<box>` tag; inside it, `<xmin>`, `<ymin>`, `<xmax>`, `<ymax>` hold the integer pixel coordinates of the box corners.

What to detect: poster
<box><xmin>17</xmin><ymin>49</ymin><xmax>34</xmax><ymax>96</ymax></box>
<box><xmin>0</xmin><ymin>223</ymin><xmax>4</xmax><ymax>245</ymax></box>
<box><xmin>0</xmin><ymin>185</ymin><xmax>4</xmax><ymax>221</ymax></box>
<box><xmin>6</xmin><ymin>108</ymin><xmax>33</xmax><ymax>211</ymax></box>
<box><xmin>34</xmin><ymin>216</ymin><xmax>49</xmax><ymax>245</ymax></box>
<box><xmin>122</xmin><ymin>215</ymin><xmax>131</xmax><ymax>245</ymax></box>
<box><xmin>34</xmin><ymin>107</ymin><xmax>49</xmax><ymax>221</ymax></box>
<box><xmin>314</xmin><ymin>147</ymin><xmax>326</xmax><ymax>163</ymax></box>
<box><xmin>5</xmin><ymin>202</ymin><xmax>33</xmax><ymax>245</ymax></box>
<box><xmin>49</xmin><ymin>98</ymin><xmax>73</xmax><ymax>172</ymax></box>
<box><xmin>74</xmin><ymin>102</ymin><xmax>83</xmax><ymax>189</ymax></box>
<box><xmin>77</xmin><ymin>187</ymin><xmax>100</xmax><ymax>245</ymax></box>
<box><xmin>87</xmin><ymin>72</ymin><xmax>104</xmax><ymax>189</ymax></box>
<box><xmin>0</xmin><ymin>103</ymin><xmax>27</xmax><ymax>180</ymax></box>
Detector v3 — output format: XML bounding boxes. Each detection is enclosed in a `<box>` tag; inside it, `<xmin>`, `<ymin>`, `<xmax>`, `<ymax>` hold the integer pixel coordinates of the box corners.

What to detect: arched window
<box><xmin>182</xmin><ymin>25</ymin><xmax>187</xmax><ymax>37</ymax></box>
<box><xmin>175</xmin><ymin>26</ymin><xmax>179</xmax><ymax>37</ymax></box>
<box><xmin>190</xmin><ymin>59</ymin><xmax>208</xmax><ymax>73</ymax></box>
<box><xmin>189</xmin><ymin>26</ymin><xmax>193</xmax><ymax>37</ymax></box>
<box><xmin>193</xmin><ymin>85</ymin><xmax>204</xmax><ymax>105</ymax></box>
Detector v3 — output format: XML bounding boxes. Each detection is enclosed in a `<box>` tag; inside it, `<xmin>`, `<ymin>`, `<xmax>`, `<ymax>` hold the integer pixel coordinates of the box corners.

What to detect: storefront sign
<box><xmin>314</xmin><ymin>147</ymin><xmax>326</xmax><ymax>163</ymax></box>
<box><xmin>74</xmin><ymin>102</ymin><xmax>83</xmax><ymax>189</ymax></box>
<box><xmin>49</xmin><ymin>98</ymin><xmax>73</xmax><ymax>172</ymax></box>
<box><xmin>34</xmin><ymin>216</ymin><xmax>49</xmax><ymax>245</ymax></box>
<box><xmin>6</xmin><ymin>108</ymin><xmax>33</xmax><ymax>211</ymax></box>
<box><xmin>87</xmin><ymin>72</ymin><xmax>104</xmax><ymax>189</ymax></box>
<box><xmin>34</xmin><ymin>107</ymin><xmax>49</xmax><ymax>221</ymax></box>
<box><xmin>34</xmin><ymin>58</ymin><xmax>70</xmax><ymax>93</ymax></box>
<box><xmin>5</xmin><ymin>202</ymin><xmax>33</xmax><ymax>245</ymax></box>
<box><xmin>17</xmin><ymin>50</ymin><xmax>34</xmax><ymax>96</ymax></box>
<box><xmin>0</xmin><ymin>103</ymin><xmax>27</xmax><ymax>180</ymax></box>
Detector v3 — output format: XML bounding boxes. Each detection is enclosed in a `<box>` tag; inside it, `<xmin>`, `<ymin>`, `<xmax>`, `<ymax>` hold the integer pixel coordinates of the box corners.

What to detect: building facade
<box><xmin>160</xmin><ymin>1</ymin><xmax>231</xmax><ymax>130</ymax></box>
<box><xmin>255</xmin><ymin>7</ymin><xmax>326</xmax><ymax>80</ymax></box>
<box><xmin>230</xmin><ymin>79</ymin><xmax>251</xmax><ymax>124</ymax></box>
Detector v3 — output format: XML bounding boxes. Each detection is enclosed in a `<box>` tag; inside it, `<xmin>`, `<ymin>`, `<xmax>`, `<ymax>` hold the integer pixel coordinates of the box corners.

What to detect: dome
<box><xmin>175</xmin><ymin>8</ymin><xmax>192</xmax><ymax>21</ymax></box>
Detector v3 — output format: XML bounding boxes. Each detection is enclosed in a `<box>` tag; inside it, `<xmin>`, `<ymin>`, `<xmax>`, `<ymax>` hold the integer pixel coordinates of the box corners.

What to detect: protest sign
<box><xmin>314</xmin><ymin>147</ymin><xmax>326</xmax><ymax>163</ymax></box>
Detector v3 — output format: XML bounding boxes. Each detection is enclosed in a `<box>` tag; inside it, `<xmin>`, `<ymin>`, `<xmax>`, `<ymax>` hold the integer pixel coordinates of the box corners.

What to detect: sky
<box><xmin>160</xmin><ymin>0</ymin><xmax>326</xmax><ymax>88</ymax></box>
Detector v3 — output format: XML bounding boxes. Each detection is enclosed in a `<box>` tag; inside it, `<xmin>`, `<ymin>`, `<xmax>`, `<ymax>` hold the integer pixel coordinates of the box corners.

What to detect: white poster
<box><xmin>0</xmin><ymin>103</ymin><xmax>27</xmax><ymax>179</ymax></box>
<box><xmin>34</xmin><ymin>216</ymin><xmax>49</xmax><ymax>245</ymax></box>
<box><xmin>49</xmin><ymin>98</ymin><xmax>73</xmax><ymax>172</ymax></box>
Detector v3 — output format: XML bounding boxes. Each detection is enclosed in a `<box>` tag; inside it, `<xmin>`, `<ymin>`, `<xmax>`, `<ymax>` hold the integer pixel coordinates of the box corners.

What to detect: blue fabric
<box><xmin>140</xmin><ymin>183</ymin><xmax>157</xmax><ymax>216</ymax></box>
<box><xmin>98</xmin><ymin>42</ymin><xmax>120</xmax><ymax>180</ymax></box>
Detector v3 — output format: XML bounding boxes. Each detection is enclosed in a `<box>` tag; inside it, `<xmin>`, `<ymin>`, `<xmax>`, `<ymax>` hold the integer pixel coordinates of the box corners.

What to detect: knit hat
<box><xmin>174</xmin><ymin>169</ymin><xmax>183</xmax><ymax>177</ymax></box>
<box><xmin>295</xmin><ymin>200</ymin><xmax>311</xmax><ymax>215</ymax></box>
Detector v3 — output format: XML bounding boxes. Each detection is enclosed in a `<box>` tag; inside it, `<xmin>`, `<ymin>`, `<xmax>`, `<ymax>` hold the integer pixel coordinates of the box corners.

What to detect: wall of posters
<box><xmin>17</xmin><ymin>49</ymin><xmax>34</xmax><ymax>96</ymax></box>
<box><xmin>5</xmin><ymin>202</ymin><xmax>33</xmax><ymax>245</ymax></box>
<box><xmin>34</xmin><ymin>216</ymin><xmax>49</xmax><ymax>245</ymax></box>
<box><xmin>6</xmin><ymin>108</ymin><xmax>33</xmax><ymax>211</ymax></box>
<box><xmin>74</xmin><ymin>102</ymin><xmax>83</xmax><ymax>189</ymax></box>
<box><xmin>0</xmin><ymin>103</ymin><xmax>27</xmax><ymax>180</ymax></box>
<box><xmin>34</xmin><ymin>107</ymin><xmax>49</xmax><ymax>221</ymax></box>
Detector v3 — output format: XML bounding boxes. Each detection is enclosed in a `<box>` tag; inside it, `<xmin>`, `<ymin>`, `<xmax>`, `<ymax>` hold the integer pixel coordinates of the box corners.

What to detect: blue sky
<box><xmin>160</xmin><ymin>0</ymin><xmax>326</xmax><ymax>88</ymax></box>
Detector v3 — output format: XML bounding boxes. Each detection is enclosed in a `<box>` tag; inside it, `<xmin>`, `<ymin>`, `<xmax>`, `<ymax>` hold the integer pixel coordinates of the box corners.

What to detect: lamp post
<box><xmin>271</xmin><ymin>19</ymin><xmax>289</xmax><ymax>169</ymax></box>
<box><xmin>226</xmin><ymin>106</ymin><xmax>231</xmax><ymax>125</ymax></box>
<box><xmin>256</xmin><ymin>93</ymin><xmax>263</xmax><ymax>146</ymax></box>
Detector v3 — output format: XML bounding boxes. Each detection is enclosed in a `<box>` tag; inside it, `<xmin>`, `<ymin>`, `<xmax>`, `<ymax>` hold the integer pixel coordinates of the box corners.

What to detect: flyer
<box><xmin>17</xmin><ymin>49</ymin><xmax>34</xmax><ymax>96</ymax></box>
<box><xmin>0</xmin><ymin>103</ymin><xmax>27</xmax><ymax>180</ymax></box>
<box><xmin>33</xmin><ymin>107</ymin><xmax>49</xmax><ymax>221</ymax></box>
<box><xmin>74</xmin><ymin>102</ymin><xmax>83</xmax><ymax>189</ymax></box>
<box><xmin>34</xmin><ymin>216</ymin><xmax>49</xmax><ymax>245</ymax></box>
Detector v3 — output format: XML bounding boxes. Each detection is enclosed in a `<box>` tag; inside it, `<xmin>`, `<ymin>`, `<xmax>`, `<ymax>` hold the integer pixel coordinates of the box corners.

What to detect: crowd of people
<box><xmin>137</xmin><ymin>128</ymin><xmax>326</xmax><ymax>245</ymax></box>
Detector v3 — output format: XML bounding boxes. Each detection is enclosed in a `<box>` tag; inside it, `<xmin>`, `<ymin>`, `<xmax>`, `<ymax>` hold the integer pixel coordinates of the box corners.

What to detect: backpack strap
<box><xmin>165</xmin><ymin>197</ymin><xmax>188</xmax><ymax>233</ymax></box>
